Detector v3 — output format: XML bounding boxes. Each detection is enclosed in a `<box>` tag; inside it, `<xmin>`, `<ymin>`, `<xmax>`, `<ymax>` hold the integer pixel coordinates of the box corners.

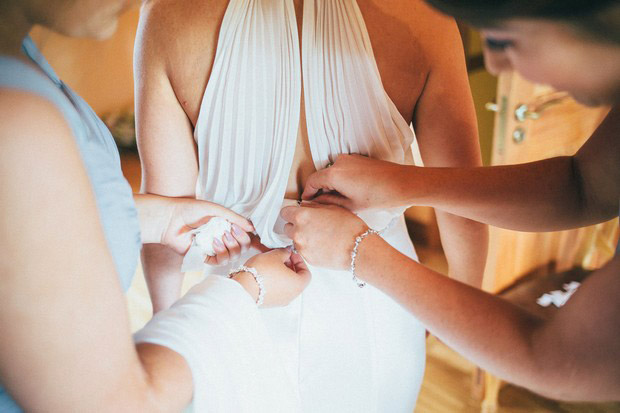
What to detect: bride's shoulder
<box><xmin>361</xmin><ymin>0</ymin><xmax>460</xmax><ymax>53</ymax></box>
<box><xmin>394</xmin><ymin>0</ymin><xmax>463</xmax><ymax>65</ymax></box>
<box><xmin>140</xmin><ymin>0</ymin><xmax>229</xmax><ymax>34</ymax></box>
<box><xmin>137</xmin><ymin>0</ymin><xmax>228</xmax><ymax>64</ymax></box>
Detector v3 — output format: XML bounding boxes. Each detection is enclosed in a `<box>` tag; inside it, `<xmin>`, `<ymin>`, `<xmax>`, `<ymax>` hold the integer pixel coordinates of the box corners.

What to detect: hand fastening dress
<box><xmin>197</xmin><ymin>0</ymin><xmax>426</xmax><ymax>411</ymax></box>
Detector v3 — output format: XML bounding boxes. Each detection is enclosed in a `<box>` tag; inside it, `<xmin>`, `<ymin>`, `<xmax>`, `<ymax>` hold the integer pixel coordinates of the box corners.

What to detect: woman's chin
<box><xmin>87</xmin><ymin>20</ymin><xmax>120</xmax><ymax>41</ymax></box>
<box><xmin>569</xmin><ymin>91</ymin><xmax>616</xmax><ymax>108</ymax></box>
<box><xmin>58</xmin><ymin>18</ymin><xmax>119</xmax><ymax>41</ymax></box>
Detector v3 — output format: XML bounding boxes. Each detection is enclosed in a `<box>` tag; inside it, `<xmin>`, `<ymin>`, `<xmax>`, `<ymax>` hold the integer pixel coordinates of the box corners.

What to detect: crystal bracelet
<box><xmin>350</xmin><ymin>228</ymin><xmax>380</xmax><ymax>288</ymax></box>
<box><xmin>228</xmin><ymin>265</ymin><xmax>265</xmax><ymax>306</ymax></box>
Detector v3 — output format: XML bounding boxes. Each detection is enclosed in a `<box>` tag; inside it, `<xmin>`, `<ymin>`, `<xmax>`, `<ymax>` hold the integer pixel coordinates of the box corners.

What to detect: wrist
<box><xmin>398</xmin><ymin>165</ymin><xmax>429</xmax><ymax>207</ymax></box>
<box><xmin>349</xmin><ymin>226</ymin><xmax>376</xmax><ymax>287</ymax></box>
<box><xmin>352</xmin><ymin>232</ymin><xmax>389</xmax><ymax>284</ymax></box>
<box><xmin>135</xmin><ymin>194</ymin><xmax>175</xmax><ymax>245</ymax></box>
<box><xmin>230</xmin><ymin>271</ymin><xmax>260</xmax><ymax>303</ymax></box>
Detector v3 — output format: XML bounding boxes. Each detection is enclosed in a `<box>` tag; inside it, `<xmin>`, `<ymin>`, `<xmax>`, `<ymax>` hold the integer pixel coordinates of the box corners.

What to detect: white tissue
<box><xmin>536</xmin><ymin>281</ymin><xmax>581</xmax><ymax>308</ymax></box>
<box><xmin>181</xmin><ymin>217</ymin><xmax>232</xmax><ymax>272</ymax></box>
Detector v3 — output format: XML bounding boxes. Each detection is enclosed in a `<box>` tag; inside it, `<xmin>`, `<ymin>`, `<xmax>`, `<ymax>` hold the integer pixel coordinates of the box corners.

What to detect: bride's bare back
<box><xmin>136</xmin><ymin>0</ymin><xmax>486</xmax><ymax>320</ymax></box>
<box><xmin>135</xmin><ymin>0</ymin><xmax>464</xmax><ymax>200</ymax></box>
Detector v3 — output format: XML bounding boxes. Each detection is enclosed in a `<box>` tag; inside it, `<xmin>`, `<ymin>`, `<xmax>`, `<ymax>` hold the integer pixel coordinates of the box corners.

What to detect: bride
<box><xmin>136</xmin><ymin>0</ymin><xmax>487</xmax><ymax>410</ymax></box>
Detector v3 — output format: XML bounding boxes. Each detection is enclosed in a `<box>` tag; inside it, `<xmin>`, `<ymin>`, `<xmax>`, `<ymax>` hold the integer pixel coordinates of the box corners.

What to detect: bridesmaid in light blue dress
<box><xmin>0</xmin><ymin>1</ymin><xmax>309</xmax><ymax>411</ymax></box>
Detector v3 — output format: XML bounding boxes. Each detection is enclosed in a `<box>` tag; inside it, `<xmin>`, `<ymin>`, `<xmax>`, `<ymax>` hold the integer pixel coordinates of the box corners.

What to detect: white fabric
<box><xmin>194</xmin><ymin>1</ymin><xmax>426</xmax><ymax>411</ymax></box>
<box><xmin>135</xmin><ymin>276</ymin><xmax>301</xmax><ymax>412</ymax></box>
<box><xmin>194</xmin><ymin>0</ymin><xmax>416</xmax><ymax>246</ymax></box>
<box><xmin>194</xmin><ymin>0</ymin><xmax>301</xmax><ymax>248</ymax></box>
<box><xmin>182</xmin><ymin>217</ymin><xmax>232</xmax><ymax>272</ymax></box>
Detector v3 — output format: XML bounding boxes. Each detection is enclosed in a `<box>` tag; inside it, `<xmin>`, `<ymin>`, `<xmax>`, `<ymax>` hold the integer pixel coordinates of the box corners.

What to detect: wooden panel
<box><xmin>482</xmin><ymin>72</ymin><xmax>613</xmax><ymax>294</ymax></box>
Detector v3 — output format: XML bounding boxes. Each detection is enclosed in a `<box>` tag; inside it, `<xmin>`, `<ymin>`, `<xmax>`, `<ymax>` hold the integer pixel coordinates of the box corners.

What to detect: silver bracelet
<box><xmin>228</xmin><ymin>265</ymin><xmax>265</xmax><ymax>306</ymax></box>
<box><xmin>350</xmin><ymin>228</ymin><xmax>379</xmax><ymax>288</ymax></box>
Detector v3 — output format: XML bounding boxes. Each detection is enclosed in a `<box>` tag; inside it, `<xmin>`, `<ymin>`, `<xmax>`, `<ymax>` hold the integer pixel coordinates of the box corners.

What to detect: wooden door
<box><xmin>476</xmin><ymin>72</ymin><xmax>617</xmax><ymax>413</ymax></box>
<box><xmin>482</xmin><ymin>72</ymin><xmax>615</xmax><ymax>294</ymax></box>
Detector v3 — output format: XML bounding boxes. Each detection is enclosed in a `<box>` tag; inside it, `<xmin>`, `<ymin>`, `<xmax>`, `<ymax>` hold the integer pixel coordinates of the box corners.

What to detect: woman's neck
<box><xmin>0</xmin><ymin>4</ymin><xmax>33</xmax><ymax>58</ymax></box>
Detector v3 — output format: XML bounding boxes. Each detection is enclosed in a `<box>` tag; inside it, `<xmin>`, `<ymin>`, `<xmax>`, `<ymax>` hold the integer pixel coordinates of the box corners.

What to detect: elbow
<box><xmin>520</xmin><ymin>336</ymin><xmax>620</xmax><ymax>403</ymax></box>
<box><xmin>570</xmin><ymin>155</ymin><xmax>616</xmax><ymax>224</ymax></box>
<box><xmin>101</xmin><ymin>380</ymin><xmax>165</xmax><ymax>413</ymax></box>
<box><xmin>569</xmin><ymin>156</ymin><xmax>589</xmax><ymax>220</ymax></box>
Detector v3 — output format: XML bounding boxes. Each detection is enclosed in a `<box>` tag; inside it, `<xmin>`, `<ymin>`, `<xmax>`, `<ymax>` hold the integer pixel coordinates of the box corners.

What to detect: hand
<box><xmin>160</xmin><ymin>198</ymin><xmax>255</xmax><ymax>261</ymax></box>
<box><xmin>204</xmin><ymin>231</ymin><xmax>268</xmax><ymax>267</ymax></box>
<box><xmin>280</xmin><ymin>203</ymin><xmax>368</xmax><ymax>270</ymax></box>
<box><xmin>301</xmin><ymin>154</ymin><xmax>410</xmax><ymax>211</ymax></box>
<box><xmin>231</xmin><ymin>249</ymin><xmax>312</xmax><ymax>307</ymax></box>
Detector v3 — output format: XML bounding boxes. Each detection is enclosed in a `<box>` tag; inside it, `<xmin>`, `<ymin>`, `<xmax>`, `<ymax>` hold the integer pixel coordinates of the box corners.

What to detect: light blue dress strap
<box><xmin>8</xmin><ymin>37</ymin><xmax>142</xmax><ymax>290</ymax></box>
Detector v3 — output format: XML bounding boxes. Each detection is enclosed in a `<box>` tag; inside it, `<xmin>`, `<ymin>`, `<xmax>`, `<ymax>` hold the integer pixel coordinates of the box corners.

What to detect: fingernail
<box><xmin>232</xmin><ymin>223</ymin><xmax>244</xmax><ymax>236</ymax></box>
<box><xmin>224</xmin><ymin>231</ymin><xmax>234</xmax><ymax>242</ymax></box>
<box><xmin>213</xmin><ymin>238</ymin><xmax>224</xmax><ymax>249</ymax></box>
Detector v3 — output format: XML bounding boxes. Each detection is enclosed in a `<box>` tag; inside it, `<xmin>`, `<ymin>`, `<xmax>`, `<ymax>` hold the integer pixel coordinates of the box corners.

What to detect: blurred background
<box><xmin>30</xmin><ymin>9</ymin><xmax>619</xmax><ymax>413</ymax></box>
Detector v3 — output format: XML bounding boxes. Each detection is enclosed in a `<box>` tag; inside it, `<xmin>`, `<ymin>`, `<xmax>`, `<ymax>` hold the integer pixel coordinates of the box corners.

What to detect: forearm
<box><xmin>121</xmin><ymin>275</ymin><xmax>262</xmax><ymax>412</ymax></box>
<box><xmin>355</xmin><ymin>235</ymin><xmax>556</xmax><ymax>395</ymax></box>
<box><xmin>134</xmin><ymin>193</ymin><xmax>173</xmax><ymax>244</ymax></box>
<box><xmin>142</xmin><ymin>244</ymin><xmax>184</xmax><ymax>313</ymax></box>
<box><xmin>435</xmin><ymin>210</ymin><xmax>487</xmax><ymax>287</ymax></box>
<box><xmin>129</xmin><ymin>343</ymin><xmax>193</xmax><ymax>412</ymax></box>
<box><xmin>407</xmin><ymin>156</ymin><xmax>593</xmax><ymax>232</ymax></box>
<box><xmin>134</xmin><ymin>193</ymin><xmax>186</xmax><ymax>312</ymax></box>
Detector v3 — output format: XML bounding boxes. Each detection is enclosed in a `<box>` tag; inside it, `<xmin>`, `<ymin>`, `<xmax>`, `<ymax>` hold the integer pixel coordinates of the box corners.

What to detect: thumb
<box><xmin>302</xmin><ymin>169</ymin><xmax>333</xmax><ymax>200</ymax></box>
<box><xmin>290</xmin><ymin>253</ymin><xmax>311</xmax><ymax>279</ymax></box>
<box><xmin>250</xmin><ymin>234</ymin><xmax>271</xmax><ymax>252</ymax></box>
<box><xmin>312</xmin><ymin>193</ymin><xmax>353</xmax><ymax>210</ymax></box>
<box><xmin>270</xmin><ymin>248</ymin><xmax>294</xmax><ymax>262</ymax></box>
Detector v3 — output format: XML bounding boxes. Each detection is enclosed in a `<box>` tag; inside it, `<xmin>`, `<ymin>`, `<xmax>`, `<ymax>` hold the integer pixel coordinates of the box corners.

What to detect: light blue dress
<box><xmin>0</xmin><ymin>37</ymin><xmax>141</xmax><ymax>412</ymax></box>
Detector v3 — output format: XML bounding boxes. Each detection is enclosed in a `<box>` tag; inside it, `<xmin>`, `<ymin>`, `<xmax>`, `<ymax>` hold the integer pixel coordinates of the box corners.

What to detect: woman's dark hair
<box><xmin>426</xmin><ymin>0</ymin><xmax>620</xmax><ymax>44</ymax></box>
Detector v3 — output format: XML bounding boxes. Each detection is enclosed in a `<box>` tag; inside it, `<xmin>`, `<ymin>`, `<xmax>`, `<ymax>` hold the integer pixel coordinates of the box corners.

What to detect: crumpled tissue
<box><xmin>536</xmin><ymin>281</ymin><xmax>581</xmax><ymax>308</ymax></box>
<box><xmin>181</xmin><ymin>217</ymin><xmax>232</xmax><ymax>272</ymax></box>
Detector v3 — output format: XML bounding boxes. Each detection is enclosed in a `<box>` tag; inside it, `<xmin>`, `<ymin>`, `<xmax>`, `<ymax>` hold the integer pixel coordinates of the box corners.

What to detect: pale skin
<box><xmin>135</xmin><ymin>0</ymin><xmax>488</xmax><ymax>312</ymax></box>
<box><xmin>283</xmin><ymin>17</ymin><xmax>620</xmax><ymax>401</ymax></box>
<box><xmin>0</xmin><ymin>1</ymin><xmax>310</xmax><ymax>411</ymax></box>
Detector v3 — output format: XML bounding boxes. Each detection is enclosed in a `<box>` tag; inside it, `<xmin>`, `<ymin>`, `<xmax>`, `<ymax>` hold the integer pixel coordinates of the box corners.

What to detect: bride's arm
<box><xmin>133</xmin><ymin>3</ymin><xmax>253</xmax><ymax>312</ymax></box>
<box><xmin>410</xmin><ymin>10</ymin><xmax>487</xmax><ymax>286</ymax></box>
<box><xmin>133</xmin><ymin>3</ymin><xmax>198</xmax><ymax>313</ymax></box>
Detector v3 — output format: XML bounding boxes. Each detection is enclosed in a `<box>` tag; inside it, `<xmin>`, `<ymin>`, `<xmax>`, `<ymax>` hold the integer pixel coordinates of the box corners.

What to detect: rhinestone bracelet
<box><xmin>350</xmin><ymin>228</ymin><xmax>380</xmax><ymax>288</ymax></box>
<box><xmin>228</xmin><ymin>265</ymin><xmax>265</xmax><ymax>306</ymax></box>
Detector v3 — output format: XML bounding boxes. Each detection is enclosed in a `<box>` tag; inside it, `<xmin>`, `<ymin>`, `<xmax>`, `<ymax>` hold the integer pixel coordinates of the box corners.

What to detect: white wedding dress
<box><xmin>142</xmin><ymin>1</ymin><xmax>427</xmax><ymax>411</ymax></box>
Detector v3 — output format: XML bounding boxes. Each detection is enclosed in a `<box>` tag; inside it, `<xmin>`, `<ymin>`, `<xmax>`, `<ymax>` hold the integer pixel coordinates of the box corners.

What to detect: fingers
<box><xmin>270</xmin><ymin>247</ymin><xmax>294</xmax><ymax>262</ymax></box>
<box><xmin>249</xmin><ymin>234</ymin><xmax>271</xmax><ymax>253</ymax></box>
<box><xmin>280</xmin><ymin>205</ymin><xmax>299</xmax><ymax>222</ymax></box>
<box><xmin>204</xmin><ymin>255</ymin><xmax>218</xmax><ymax>266</ymax></box>
<box><xmin>290</xmin><ymin>253</ymin><xmax>311</xmax><ymax>290</ymax></box>
<box><xmin>206</xmin><ymin>237</ymin><xmax>230</xmax><ymax>266</ymax></box>
<box><xmin>231</xmin><ymin>223</ymin><xmax>252</xmax><ymax>252</ymax></box>
<box><xmin>222</xmin><ymin>230</ymin><xmax>241</xmax><ymax>259</ymax></box>
<box><xmin>313</xmin><ymin>193</ymin><xmax>353</xmax><ymax>210</ymax></box>
<box><xmin>290</xmin><ymin>252</ymin><xmax>309</xmax><ymax>274</ymax></box>
<box><xmin>301</xmin><ymin>168</ymin><xmax>332</xmax><ymax>200</ymax></box>
<box><xmin>283</xmin><ymin>222</ymin><xmax>294</xmax><ymax>239</ymax></box>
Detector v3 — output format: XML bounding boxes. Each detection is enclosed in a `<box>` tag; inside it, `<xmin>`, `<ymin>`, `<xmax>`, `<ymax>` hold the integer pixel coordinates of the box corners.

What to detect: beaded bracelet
<box><xmin>350</xmin><ymin>228</ymin><xmax>380</xmax><ymax>288</ymax></box>
<box><xmin>228</xmin><ymin>265</ymin><xmax>265</xmax><ymax>307</ymax></box>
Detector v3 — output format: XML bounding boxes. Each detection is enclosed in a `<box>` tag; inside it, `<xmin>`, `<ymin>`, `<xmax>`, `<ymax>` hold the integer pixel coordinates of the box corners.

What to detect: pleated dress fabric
<box><xmin>194</xmin><ymin>1</ymin><xmax>426</xmax><ymax>411</ymax></box>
